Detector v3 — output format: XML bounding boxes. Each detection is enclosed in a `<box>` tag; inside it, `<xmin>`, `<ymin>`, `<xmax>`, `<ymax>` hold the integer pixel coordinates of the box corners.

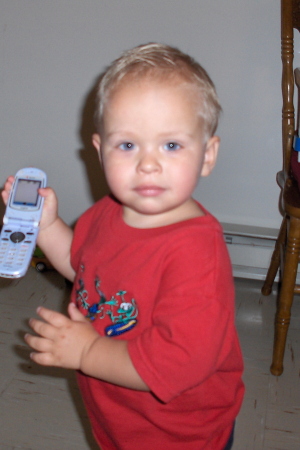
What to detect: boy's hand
<box><xmin>25</xmin><ymin>303</ymin><xmax>99</xmax><ymax>370</ymax></box>
<box><xmin>25</xmin><ymin>304</ymin><xmax>149</xmax><ymax>390</ymax></box>
<box><xmin>1</xmin><ymin>176</ymin><xmax>59</xmax><ymax>231</ymax></box>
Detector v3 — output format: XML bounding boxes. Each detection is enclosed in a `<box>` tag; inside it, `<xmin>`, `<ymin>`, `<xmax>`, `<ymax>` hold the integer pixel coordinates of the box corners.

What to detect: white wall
<box><xmin>0</xmin><ymin>0</ymin><xmax>289</xmax><ymax>229</ymax></box>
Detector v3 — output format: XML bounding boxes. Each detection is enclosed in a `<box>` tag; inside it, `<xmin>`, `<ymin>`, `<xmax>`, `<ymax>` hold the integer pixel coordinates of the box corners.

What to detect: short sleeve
<box><xmin>128</xmin><ymin>224</ymin><xmax>235</xmax><ymax>403</ymax></box>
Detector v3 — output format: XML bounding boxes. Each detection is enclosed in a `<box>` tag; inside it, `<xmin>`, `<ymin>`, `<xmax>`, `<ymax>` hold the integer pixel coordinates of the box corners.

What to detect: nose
<box><xmin>137</xmin><ymin>148</ymin><xmax>161</xmax><ymax>174</ymax></box>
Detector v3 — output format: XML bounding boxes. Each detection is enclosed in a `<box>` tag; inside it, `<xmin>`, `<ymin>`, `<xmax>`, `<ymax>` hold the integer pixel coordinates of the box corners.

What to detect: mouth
<box><xmin>134</xmin><ymin>185</ymin><xmax>165</xmax><ymax>197</ymax></box>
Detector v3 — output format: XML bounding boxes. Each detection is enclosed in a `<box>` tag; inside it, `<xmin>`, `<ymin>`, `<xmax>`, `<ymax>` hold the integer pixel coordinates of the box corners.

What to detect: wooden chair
<box><xmin>261</xmin><ymin>0</ymin><xmax>300</xmax><ymax>376</ymax></box>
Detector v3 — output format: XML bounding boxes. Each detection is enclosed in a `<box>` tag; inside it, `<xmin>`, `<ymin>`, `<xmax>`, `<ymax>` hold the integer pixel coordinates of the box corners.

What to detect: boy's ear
<box><xmin>200</xmin><ymin>135</ymin><xmax>220</xmax><ymax>177</ymax></box>
<box><xmin>92</xmin><ymin>133</ymin><xmax>102</xmax><ymax>164</ymax></box>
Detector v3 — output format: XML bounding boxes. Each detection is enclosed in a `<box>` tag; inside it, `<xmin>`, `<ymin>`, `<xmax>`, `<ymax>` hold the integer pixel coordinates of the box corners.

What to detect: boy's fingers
<box><xmin>4</xmin><ymin>177</ymin><xmax>14</xmax><ymax>191</ymax></box>
<box><xmin>4</xmin><ymin>176</ymin><xmax>14</xmax><ymax>186</ymax></box>
<box><xmin>1</xmin><ymin>190</ymin><xmax>7</xmax><ymax>203</ymax></box>
<box><xmin>68</xmin><ymin>302</ymin><xmax>87</xmax><ymax>322</ymax></box>
<box><xmin>1</xmin><ymin>177</ymin><xmax>14</xmax><ymax>204</ymax></box>
<box><xmin>24</xmin><ymin>333</ymin><xmax>53</xmax><ymax>353</ymax></box>
<box><xmin>30</xmin><ymin>351</ymin><xmax>56</xmax><ymax>367</ymax></box>
<box><xmin>28</xmin><ymin>318</ymin><xmax>57</xmax><ymax>340</ymax></box>
<box><xmin>36</xmin><ymin>306</ymin><xmax>68</xmax><ymax>327</ymax></box>
<box><xmin>38</xmin><ymin>187</ymin><xmax>54</xmax><ymax>198</ymax></box>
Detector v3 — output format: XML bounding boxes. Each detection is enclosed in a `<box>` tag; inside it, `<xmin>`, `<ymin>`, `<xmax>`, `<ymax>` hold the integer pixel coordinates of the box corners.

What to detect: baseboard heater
<box><xmin>222</xmin><ymin>223</ymin><xmax>278</xmax><ymax>281</ymax></box>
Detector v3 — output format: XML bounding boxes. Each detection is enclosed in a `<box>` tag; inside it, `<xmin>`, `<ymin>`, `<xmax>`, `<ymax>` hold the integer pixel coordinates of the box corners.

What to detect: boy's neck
<box><xmin>122</xmin><ymin>198</ymin><xmax>204</xmax><ymax>229</ymax></box>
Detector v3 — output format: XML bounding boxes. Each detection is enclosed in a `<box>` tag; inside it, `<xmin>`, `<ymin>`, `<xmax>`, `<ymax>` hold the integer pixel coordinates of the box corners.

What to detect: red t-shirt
<box><xmin>71</xmin><ymin>196</ymin><xmax>244</xmax><ymax>450</ymax></box>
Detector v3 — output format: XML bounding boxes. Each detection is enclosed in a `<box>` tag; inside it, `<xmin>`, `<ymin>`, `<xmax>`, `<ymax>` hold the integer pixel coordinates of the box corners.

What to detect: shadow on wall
<box><xmin>78</xmin><ymin>74</ymin><xmax>110</xmax><ymax>203</ymax></box>
<box><xmin>0</xmin><ymin>198</ymin><xmax>5</xmax><ymax>224</ymax></box>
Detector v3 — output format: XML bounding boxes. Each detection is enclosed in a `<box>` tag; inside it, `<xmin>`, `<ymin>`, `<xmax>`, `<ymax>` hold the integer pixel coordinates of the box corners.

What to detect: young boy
<box><xmin>2</xmin><ymin>43</ymin><xmax>244</xmax><ymax>449</ymax></box>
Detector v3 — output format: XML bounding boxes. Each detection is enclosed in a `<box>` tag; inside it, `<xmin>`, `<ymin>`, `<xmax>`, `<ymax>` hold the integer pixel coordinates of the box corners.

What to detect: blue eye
<box><xmin>164</xmin><ymin>142</ymin><xmax>180</xmax><ymax>151</ymax></box>
<box><xmin>119</xmin><ymin>142</ymin><xmax>135</xmax><ymax>151</ymax></box>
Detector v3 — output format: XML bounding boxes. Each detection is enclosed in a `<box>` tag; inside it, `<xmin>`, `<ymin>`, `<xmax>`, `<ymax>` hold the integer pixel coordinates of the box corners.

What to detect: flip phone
<box><xmin>0</xmin><ymin>167</ymin><xmax>47</xmax><ymax>278</ymax></box>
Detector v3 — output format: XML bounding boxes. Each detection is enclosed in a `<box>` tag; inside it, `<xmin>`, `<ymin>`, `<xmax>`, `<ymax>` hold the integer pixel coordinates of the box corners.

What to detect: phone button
<box><xmin>10</xmin><ymin>232</ymin><xmax>26</xmax><ymax>243</ymax></box>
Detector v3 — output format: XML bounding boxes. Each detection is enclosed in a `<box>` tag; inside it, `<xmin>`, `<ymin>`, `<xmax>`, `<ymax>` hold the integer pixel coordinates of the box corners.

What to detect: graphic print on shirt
<box><xmin>75</xmin><ymin>264</ymin><xmax>138</xmax><ymax>337</ymax></box>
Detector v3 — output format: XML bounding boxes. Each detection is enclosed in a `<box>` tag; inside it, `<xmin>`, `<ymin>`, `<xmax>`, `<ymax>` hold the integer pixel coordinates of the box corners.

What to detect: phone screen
<box><xmin>12</xmin><ymin>179</ymin><xmax>41</xmax><ymax>207</ymax></box>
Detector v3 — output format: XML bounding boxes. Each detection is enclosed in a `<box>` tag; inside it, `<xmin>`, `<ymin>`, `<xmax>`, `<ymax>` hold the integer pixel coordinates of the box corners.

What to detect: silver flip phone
<box><xmin>0</xmin><ymin>167</ymin><xmax>47</xmax><ymax>278</ymax></box>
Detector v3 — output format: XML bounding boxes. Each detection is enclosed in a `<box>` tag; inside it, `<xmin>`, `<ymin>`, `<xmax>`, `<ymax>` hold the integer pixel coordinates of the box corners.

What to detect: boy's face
<box><xmin>93</xmin><ymin>77</ymin><xmax>219</xmax><ymax>228</ymax></box>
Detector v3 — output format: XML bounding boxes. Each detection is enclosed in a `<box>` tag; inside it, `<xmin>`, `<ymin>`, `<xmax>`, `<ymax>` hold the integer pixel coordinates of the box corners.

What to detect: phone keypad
<box><xmin>0</xmin><ymin>227</ymin><xmax>36</xmax><ymax>276</ymax></box>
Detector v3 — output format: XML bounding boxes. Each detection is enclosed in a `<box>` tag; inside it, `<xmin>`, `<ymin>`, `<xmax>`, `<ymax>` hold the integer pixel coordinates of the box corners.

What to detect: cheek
<box><xmin>103</xmin><ymin>160</ymin><xmax>131</xmax><ymax>190</ymax></box>
<box><xmin>178</xmin><ymin>175</ymin><xmax>199</xmax><ymax>195</ymax></box>
<box><xmin>170</xmin><ymin>161</ymin><xmax>201</xmax><ymax>186</ymax></box>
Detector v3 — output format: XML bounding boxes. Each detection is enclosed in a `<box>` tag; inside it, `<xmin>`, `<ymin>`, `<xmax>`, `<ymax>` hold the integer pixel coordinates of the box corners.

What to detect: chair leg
<box><xmin>270</xmin><ymin>216</ymin><xmax>300</xmax><ymax>376</ymax></box>
<box><xmin>261</xmin><ymin>217</ymin><xmax>287</xmax><ymax>296</ymax></box>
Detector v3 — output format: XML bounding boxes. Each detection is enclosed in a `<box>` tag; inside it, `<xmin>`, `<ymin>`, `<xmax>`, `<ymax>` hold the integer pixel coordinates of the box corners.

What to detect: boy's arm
<box><xmin>36</xmin><ymin>187</ymin><xmax>75</xmax><ymax>281</ymax></box>
<box><xmin>37</xmin><ymin>216</ymin><xmax>75</xmax><ymax>282</ymax></box>
<box><xmin>25</xmin><ymin>303</ymin><xmax>149</xmax><ymax>391</ymax></box>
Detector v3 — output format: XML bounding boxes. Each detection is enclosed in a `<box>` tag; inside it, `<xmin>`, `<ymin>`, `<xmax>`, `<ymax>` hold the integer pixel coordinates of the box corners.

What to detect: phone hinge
<box><xmin>3</xmin><ymin>217</ymin><xmax>39</xmax><ymax>228</ymax></box>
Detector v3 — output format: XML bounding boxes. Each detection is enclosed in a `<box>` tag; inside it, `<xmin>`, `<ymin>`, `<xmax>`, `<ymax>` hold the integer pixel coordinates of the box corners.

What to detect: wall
<box><xmin>0</xmin><ymin>1</ymin><xmax>289</xmax><ymax>229</ymax></box>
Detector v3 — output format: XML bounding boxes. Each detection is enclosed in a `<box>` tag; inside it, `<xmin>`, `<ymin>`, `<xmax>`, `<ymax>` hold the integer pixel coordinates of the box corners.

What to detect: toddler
<box><xmin>2</xmin><ymin>43</ymin><xmax>244</xmax><ymax>449</ymax></box>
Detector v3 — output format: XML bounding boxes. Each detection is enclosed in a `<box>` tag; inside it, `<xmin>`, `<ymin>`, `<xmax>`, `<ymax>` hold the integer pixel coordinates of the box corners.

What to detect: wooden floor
<box><xmin>0</xmin><ymin>268</ymin><xmax>299</xmax><ymax>449</ymax></box>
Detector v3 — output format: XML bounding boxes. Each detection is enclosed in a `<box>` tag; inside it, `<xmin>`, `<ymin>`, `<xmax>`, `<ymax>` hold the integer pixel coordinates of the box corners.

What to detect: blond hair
<box><xmin>95</xmin><ymin>43</ymin><xmax>222</xmax><ymax>139</ymax></box>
